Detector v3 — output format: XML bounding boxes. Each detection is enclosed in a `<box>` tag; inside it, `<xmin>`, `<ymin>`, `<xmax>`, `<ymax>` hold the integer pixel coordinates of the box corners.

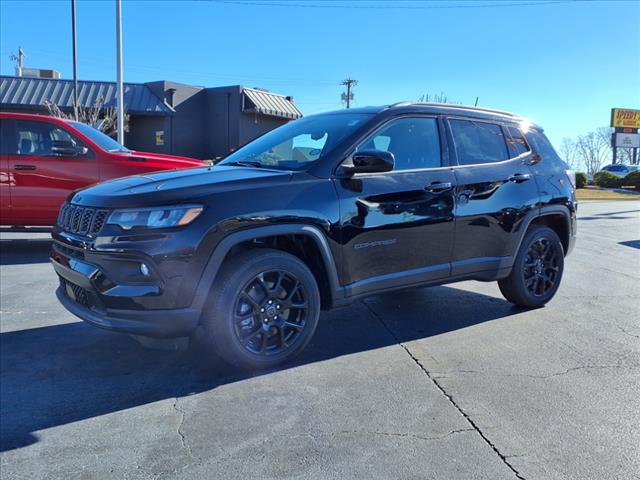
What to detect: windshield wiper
<box><xmin>223</xmin><ymin>161</ymin><xmax>264</xmax><ymax>168</ymax></box>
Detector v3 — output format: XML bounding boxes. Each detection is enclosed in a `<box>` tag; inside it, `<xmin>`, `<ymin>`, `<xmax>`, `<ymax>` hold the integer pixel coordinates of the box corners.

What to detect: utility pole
<box><xmin>115</xmin><ymin>0</ymin><xmax>124</xmax><ymax>144</ymax></box>
<box><xmin>340</xmin><ymin>78</ymin><xmax>358</xmax><ymax>109</ymax></box>
<box><xmin>71</xmin><ymin>0</ymin><xmax>78</xmax><ymax>120</ymax></box>
<box><xmin>10</xmin><ymin>47</ymin><xmax>26</xmax><ymax>76</ymax></box>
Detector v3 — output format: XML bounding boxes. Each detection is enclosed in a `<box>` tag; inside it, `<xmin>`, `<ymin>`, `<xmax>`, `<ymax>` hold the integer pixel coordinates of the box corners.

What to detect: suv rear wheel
<box><xmin>499</xmin><ymin>225</ymin><xmax>564</xmax><ymax>308</ymax></box>
<box><xmin>200</xmin><ymin>249</ymin><xmax>320</xmax><ymax>370</ymax></box>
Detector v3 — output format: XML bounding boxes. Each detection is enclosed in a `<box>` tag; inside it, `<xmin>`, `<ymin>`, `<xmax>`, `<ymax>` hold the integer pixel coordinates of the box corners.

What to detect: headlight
<box><xmin>107</xmin><ymin>205</ymin><xmax>203</xmax><ymax>230</ymax></box>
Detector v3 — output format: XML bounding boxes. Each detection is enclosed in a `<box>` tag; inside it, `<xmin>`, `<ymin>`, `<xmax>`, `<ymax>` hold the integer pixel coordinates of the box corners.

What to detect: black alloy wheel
<box><xmin>200</xmin><ymin>249</ymin><xmax>320</xmax><ymax>370</ymax></box>
<box><xmin>234</xmin><ymin>270</ymin><xmax>309</xmax><ymax>356</ymax></box>
<box><xmin>523</xmin><ymin>237</ymin><xmax>561</xmax><ymax>297</ymax></box>
<box><xmin>499</xmin><ymin>225</ymin><xmax>564</xmax><ymax>308</ymax></box>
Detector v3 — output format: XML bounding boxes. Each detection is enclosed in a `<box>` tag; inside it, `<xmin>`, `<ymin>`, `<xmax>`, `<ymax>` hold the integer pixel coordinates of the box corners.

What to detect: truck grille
<box><xmin>57</xmin><ymin>204</ymin><xmax>109</xmax><ymax>237</ymax></box>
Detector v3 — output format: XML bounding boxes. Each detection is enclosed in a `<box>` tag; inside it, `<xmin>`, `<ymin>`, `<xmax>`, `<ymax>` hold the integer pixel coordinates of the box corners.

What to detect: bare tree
<box><xmin>43</xmin><ymin>95</ymin><xmax>128</xmax><ymax>137</ymax></box>
<box><xmin>596</xmin><ymin>126</ymin><xmax>613</xmax><ymax>161</ymax></box>
<box><xmin>576</xmin><ymin>129</ymin><xmax>611</xmax><ymax>176</ymax></box>
<box><xmin>559</xmin><ymin>137</ymin><xmax>580</xmax><ymax>170</ymax></box>
<box><xmin>616</xmin><ymin>147</ymin><xmax>634</xmax><ymax>165</ymax></box>
<box><xmin>417</xmin><ymin>92</ymin><xmax>461</xmax><ymax>104</ymax></box>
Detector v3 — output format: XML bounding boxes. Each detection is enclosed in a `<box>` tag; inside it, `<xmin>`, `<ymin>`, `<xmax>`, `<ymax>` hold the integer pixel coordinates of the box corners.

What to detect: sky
<box><xmin>1</xmin><ymin>0</ymin><xmax>639</xmax><ymax>148</ymax></box>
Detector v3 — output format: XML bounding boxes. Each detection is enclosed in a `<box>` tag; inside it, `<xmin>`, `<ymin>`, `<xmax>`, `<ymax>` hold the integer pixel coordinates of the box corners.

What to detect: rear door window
<box><xmin>450</xmin><ymin>119</ymin><xmax>508</xmax><ymax>165</ymax></box>
<box><xmin>0</xmin><ymin>119</ymin><xmax>18</xmax><ymax>155</ymax></box>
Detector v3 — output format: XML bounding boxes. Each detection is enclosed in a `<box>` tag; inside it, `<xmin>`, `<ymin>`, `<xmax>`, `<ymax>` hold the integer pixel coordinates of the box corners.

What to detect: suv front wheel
<box><xmin>200</xmin><ymin>249</ymin><xmax>321</xmax><ymax>370</ymax></box>
<box><xmin>499</xmin><ymin>225</ymin><xmax>565</xmax><ymax>308</ymax></box>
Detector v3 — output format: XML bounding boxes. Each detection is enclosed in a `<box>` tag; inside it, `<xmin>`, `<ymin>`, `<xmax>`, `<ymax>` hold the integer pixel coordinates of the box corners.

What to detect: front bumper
<box><xmin>51</xmin><ymin>240</ymin><xmax>200</xmax><ymax>338</ymax></box>
<box><xmin>55</xmin><ymin>286</ymin><xmax>199</xmax><ymax>337</ymax></box>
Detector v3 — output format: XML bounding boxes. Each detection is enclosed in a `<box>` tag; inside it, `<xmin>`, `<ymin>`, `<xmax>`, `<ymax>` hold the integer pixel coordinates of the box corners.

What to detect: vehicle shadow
<box><xmin>0</xmin><ymin>285</ymin><xmax>523</xmax><ymax>452</ymax></box>
<box><xmin>619</xmin><ymin>240</ymin><xmax>640</xmax><ymax>250</ymax></box>
<box><xmin>0</xmin><ymin>238</ymin><xmax>52</xmax><ymax>266</ymax></box>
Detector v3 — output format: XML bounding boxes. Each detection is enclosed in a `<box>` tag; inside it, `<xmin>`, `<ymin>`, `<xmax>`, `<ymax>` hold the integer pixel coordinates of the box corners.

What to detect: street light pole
<box><xmin>71</xmin><ymin>0</ymin><xmax>78</xmax><ymax>120</ymax></box>
<box><xmin>115</xmin><ymin>0</ymin><xmax>124</xmax><ymax>144</ymax></box>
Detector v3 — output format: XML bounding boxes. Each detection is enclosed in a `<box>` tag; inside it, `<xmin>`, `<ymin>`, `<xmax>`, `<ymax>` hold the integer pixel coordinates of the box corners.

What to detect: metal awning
<box><xmin>0</xmin><ymin>75</ymin><xmax>173</xmax><ymax>116</ymax></box>
<box><xmin>242</xmin><ymin>87</ymin><xmax>302</xmax><ymax>120</ymax></box>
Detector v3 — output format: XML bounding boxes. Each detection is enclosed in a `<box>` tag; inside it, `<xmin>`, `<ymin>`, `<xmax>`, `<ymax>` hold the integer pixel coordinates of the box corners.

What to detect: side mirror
<box><xmin>343</xmin><ymin>150</ymin><xmax>395</xmax><ymax>175</ymax></box>
<box><xmin>52</xmin><ymin>141</ymin><xmax>88</xmax><ymax>157</ymax></box>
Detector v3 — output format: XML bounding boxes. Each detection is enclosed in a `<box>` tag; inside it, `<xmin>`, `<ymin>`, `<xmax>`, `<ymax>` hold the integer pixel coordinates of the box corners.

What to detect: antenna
<box><xmin>10</xmin><ymin>47</ymin><xmax>26</xmax><ymax>76</ymax></box>
<box><xmin>340</xmin><ymin>78</ymin><xmax>358</xmax><ymax>109</ymax></box>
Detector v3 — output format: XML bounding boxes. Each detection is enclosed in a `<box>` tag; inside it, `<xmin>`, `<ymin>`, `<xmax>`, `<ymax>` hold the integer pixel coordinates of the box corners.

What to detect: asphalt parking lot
<box><xmin>1</xmin><ymin>200</ymin><xmax>638</xmax><ymax>480</ymax></box>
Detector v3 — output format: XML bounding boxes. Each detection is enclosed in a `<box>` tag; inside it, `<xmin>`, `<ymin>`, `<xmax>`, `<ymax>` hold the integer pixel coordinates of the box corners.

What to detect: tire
<box><xmin>498</xmin><ymin>225</ymin><xmax>564</xmax><ymax>308</ymax></box>
<box><xmin>199</xmin><ymin>248</ymin><xmax>321</xmax><ymax>370</ymax></box>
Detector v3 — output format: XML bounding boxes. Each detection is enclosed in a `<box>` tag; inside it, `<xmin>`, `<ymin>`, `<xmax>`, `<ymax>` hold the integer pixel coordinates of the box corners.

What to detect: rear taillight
<box><xmin>565</xmin><ymin>170</ymin><xmax>576</xmax><ymax>189</ymax></box>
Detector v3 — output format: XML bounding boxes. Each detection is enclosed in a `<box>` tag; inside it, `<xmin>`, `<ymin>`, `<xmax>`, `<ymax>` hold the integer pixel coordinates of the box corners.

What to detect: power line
<box><xmin>210</xmin><ymin>0</ymin><xmax>584</xmax><ymax>9</ymax></box>
<box><xmin>3</xmin><ymin>47</ymin><xmax>337</xmax><ymax>87</ymax></box>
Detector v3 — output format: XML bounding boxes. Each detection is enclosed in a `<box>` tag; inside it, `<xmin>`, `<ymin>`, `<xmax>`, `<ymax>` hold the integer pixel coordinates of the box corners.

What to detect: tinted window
<box><xmin>505</xmin><ymin>126</ymin><xmax>531</xmax><ymax>157</ymax></box>
<box><xmin>357</xmin><ymin>117</ymin><xmax>441</xmax><ymax>170</ymax></box>
<box><xmin>450</xmin><ymin>119</ymin><xmax>508</xmax><ymax>165</ymax></box>
<box><xmin>603</xmin><ymin>165</ymin><xmax>627</xmax><ymax>172</ymax></box>
<box><xmin>0</xmin><ymin>119</ymin><xmax>18</xmax><ymax>154</ymax></box>
<box><xmin>525</xmin><ymin>130</ymin><xmax>563</xmax><ymax>163</ymax></box>
<box><xmin>14</xmin><ymin>120</ymin><xmax>80</xmax><ymax>157</ymax></box>
<box><xmin>70</xmin><ymin>121</ymin><xmax>129</xmax><ymax>153</ymax></box>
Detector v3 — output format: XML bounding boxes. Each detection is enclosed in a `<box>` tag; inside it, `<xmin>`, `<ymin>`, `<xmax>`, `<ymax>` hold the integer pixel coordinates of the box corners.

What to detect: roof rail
<box><xmin>387</xmin><ymin>102</ymin><xmax>520</xmax><ymax>118</ymax></box>
<box><xmin>388</xmin><ymin>101</ymin><xmax>413</xmax><ymax>108</ymax></box>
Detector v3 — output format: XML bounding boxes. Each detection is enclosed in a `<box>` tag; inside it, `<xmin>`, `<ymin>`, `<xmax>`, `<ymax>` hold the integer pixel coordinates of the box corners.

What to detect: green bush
<box><xmin>575</xmin><ymin>172</ymin><xmax>588</xmax><ymax>189</ymax></box>
<box><xmin>621</xmin><ymin>170</ymin><xmax>640</xmax><ymax>190</ymax></box>
<box><xmin>594</xmin><ymin>171</ymin><xmax>621</xmax><ymax>188</ymax></box>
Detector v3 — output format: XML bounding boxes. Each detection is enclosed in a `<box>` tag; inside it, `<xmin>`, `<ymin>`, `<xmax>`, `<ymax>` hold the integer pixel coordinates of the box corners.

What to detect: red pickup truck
<box><xmin>0</xmin><ymin>112</ymin><xmax>205</xmax><ymax>227</ymax></box>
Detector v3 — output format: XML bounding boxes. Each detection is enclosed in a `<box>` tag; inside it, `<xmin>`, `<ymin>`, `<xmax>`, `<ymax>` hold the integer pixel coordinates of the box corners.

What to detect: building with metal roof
<box><xmin>242</xmin><ymin>87</ymin><xmax>302</xmax><ymax>120</ymax></box>
<box><xmin>0</xmin><ymin>75</ymin><xmax>302</xmax><ymax>159</ymax></box>
<box><xmin>0</xmin><ymin>76</ymin><xmax>173</xmax><ymax>115</ymax></box>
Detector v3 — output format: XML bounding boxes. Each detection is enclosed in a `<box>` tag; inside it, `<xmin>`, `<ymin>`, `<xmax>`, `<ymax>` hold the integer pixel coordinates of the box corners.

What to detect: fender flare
<box><xmin>513</xmin><ymin>205</ymin><xmax>573</xmax><ymax>256</ymax></box>
<box><xmin>190</xmin><ymin>224</ymin><xmax>343</xmax><ymax>312</ymax></box>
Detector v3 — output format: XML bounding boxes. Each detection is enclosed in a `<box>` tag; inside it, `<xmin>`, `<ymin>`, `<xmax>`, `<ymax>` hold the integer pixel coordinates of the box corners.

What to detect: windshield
<box><xmin>219</xmin><ymin>113</ymin><xmax>371</xmax><ymax>171</ymax></box>
<box><xmin>603</xmin><ymin>165</ymin><xmax>627</xmax><ymax>172</ymax></box>
<box><xmin>70</xmin><ymin>121</ymin><xmax>131</xmax><ymax>153</ymax></box>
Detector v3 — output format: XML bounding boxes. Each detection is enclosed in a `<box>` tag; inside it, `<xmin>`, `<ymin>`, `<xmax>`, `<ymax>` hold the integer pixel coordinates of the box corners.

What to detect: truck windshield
<box><xmin>219</xmin><ymin>113</ymin><xmax>371</xmax><ymax>171</ymax></box>
<box><xmin>70</xmin><ymin>121</ymin><xmax>131</xmax><ymax>153</ymax></box>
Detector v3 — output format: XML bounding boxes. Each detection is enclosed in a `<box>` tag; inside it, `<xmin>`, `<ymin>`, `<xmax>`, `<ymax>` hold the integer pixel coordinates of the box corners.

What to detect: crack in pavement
<box><xmin>172</xmin><ymin>397</ymin><xmax>200</xmax><ymax>465</ymax></box>
<box><xmin>194</xmin><ymin>428</ymin><xmax>477</xmax><ymax>470</ymax></box>
<box><xmin>433</xmin><ymin>363</ymin><xmax>639</xmax><ymax>379</ymax></box>
<box><xmin>616</xmin><ymin>325</ymin><xmax>640</xmax><ymax>339</ymax></box>
<box><xmin>520</xmin><ymin>364</ymin><xmax>636</xmax><ymax>379</ymax></box>
<box><xmin>362</xmin><ymin>300</ymin><xmax>527</xmax><ymax>480</ymax></box>
<box><xmin>294</xmin><ymin>428</ymin><xmax>474</xmax><ymax>443</ymax></box>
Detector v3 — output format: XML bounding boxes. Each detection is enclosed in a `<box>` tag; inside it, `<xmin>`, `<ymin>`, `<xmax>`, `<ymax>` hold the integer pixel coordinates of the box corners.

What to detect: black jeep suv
<box><xmin>51</xmin><ymin>103</ymin><xmax>577</xmax><ymax>369</ymax></box>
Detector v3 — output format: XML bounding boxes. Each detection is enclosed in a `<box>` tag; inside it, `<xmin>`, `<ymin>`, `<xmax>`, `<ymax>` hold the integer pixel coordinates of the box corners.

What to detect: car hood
<box><xmin>70</xmin><ymin>165</ymin><xmax>293</xmax><ymax>208</ymax></box>
<box><xmin>119</xmin><ymin>150</ymin><xmax>206</xmax><ymax>167</ymax></box>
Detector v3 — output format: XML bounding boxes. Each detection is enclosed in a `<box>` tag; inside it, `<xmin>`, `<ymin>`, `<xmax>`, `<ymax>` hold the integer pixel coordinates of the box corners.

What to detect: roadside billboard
<box><xmin>614</xmin><ymin>132</ymin><xmax>640</xmax><ymax>148</ymax></box>
<box><xmin>611</xmin><ymin>108</ymin><xmax>640</xmax><ymax>129</ymax></box>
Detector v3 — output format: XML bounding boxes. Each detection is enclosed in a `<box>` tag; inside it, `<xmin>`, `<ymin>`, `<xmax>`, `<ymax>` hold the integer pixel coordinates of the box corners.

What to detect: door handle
<box><xmin>425</xmin><ymin>181</ymin><xmax>453</xmax><ymax>193</ymax></box>
<box><xmin>14</xmin><ymin>165</ymin><xmax>36</xmax><ymax>171</ymax></box>
<box><xmin>508</xmin><ymin>173</ymin><xmax>531</xmax><ymax>183</ymax></box>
